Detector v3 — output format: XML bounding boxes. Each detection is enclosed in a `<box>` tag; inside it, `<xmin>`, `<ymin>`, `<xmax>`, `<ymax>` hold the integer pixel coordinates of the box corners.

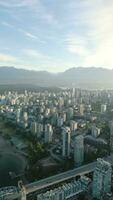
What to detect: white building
<box><xmin>101</xmin><ymin>104</ymin><xmax>107</xmax><ymax>113</ymax></box>
<box><xmin>70</xmin><ymin>120</ymin><xmax>78</xmax><ymax>132</ymax></box>
<box><xmin>45</xmin><ymin>108</ymin><xmax>50</xmax><ymax>117</ymax></box>
<box><xmin>44</xmin><ymin>124</ymin><xmax>53</xmax><ymax>143</ymax></box>
<box><xmin>58</xmin><ymin>97</ymin><xmax>64</xmax><ymax>108</ymax></box>
<box><xmin>79</xmin><ymin>104</ymin><xmax>84</xmax><ymax>115</ymax></box>
<box><xmin>16</xmin><ymin>108</ymin><xmax>21</xmax><ymax>123</ymax></box>
<box><xmin>62</xmin><ymin>112</ymin><xmax>66</xmax><ymax>122</ymax></box>
<box><xmin>23</xmin><ymin>112</ymin><xmax>28</xmax><ymax>122</ymax></box>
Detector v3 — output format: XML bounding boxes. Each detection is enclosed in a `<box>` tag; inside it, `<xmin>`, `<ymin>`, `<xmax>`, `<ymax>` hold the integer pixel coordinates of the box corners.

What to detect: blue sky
<box><xmin>0</xmin><ymin>0</ymin><xmax>113</xmax><ymax>72</ymax></box>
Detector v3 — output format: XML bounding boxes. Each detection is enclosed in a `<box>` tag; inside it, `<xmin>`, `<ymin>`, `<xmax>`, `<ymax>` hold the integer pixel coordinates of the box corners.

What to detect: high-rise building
<box><xmin>72</xmin><ymin>87</ymin><xmax>75</xmax><ymax>97</ymax></box>
<box><xmin>37</xmin><ymin>176</ymin><xmax>90</xmax><ymax>200</ymax></box>
<box><xmin>37</xmin><ymin>123</ymin><xmax>43</xmax><ymax>138</ymax></box>
<box><xmin>16</xmin><ymin>108</ymin><xmax>21</xmax><ymax>123</ymax></box>
<box><xmin>79</xmin><ymin>104</ymin><xmax>84</xmax><ymax>115</ymax></box>
<box><xmin>70</xmin><ymin>120</ymin><xmax>78</xmax><ymax>132</ymax></box>
<box><xmin>30</xmin><ymin>122</ymin><xmax>37</xmax><ymax>135</ymax></box>
<box><xmin>62</xmin><ymin>127</ymin><xmax>71</xmax><ymax>157</ymax></box>
<box><xmin>23</xmin><ymin>112</ymin><xmax>28</xmax><ymax>122</ymax></box>
<box><xmin>91</xmin><ymin>125</ymin><xmax>100</xmax><ymax>138</ymax></box>
<box><xmin>109</xmin><ymin>121</ymin><xmax>113</xmax><ymax>152</ymax></box>
<box><xmin>57</xmin><ymin>116</ymin><xmax>64</xmax><ymax>127</ymax></box>
<box><xmin>51</xmin><ymin>113</ymin><xmax>58</xmax><ymax>126</ymax></box>
<box><xmin>44</xmin><ymin>124</ymin><xmax>53</xmax><ymax>143</ymax></box>
<box><xmin>93</xmin><ymin>158</ymin><xmax>112</xmax><ymax>199</ymax></box>
<box><xmin>101</xmin><ymin>104</ymin><xmax>107</xmax><ymax>113</ymax></box>
<box><xmin>87</xmin><ymin>104</ymin><xmax>92</xmax><ymax>112</ymax></box>
<box><xmin>58</xmin><ymin>97</ymin><xmax>64</xmax><ymax>108</ymax></box>
<box><xmin>74</xmin><ymin>135</ymin><xmax>84</xmax><ymax>166</ymax></box>
<box><xmin>45</xmin><ymin>108</ymin><xmax>50</xmax><ymax>117</ymax></box>
<box><xmin>62</xmin><ymin>112</ymin><xmax>66</xmax><ymax>122</ymax></box>
<box><xmin>67</xmin><ymin>107</ymin><xmax>74</xmax><ymax>121</ymax></box>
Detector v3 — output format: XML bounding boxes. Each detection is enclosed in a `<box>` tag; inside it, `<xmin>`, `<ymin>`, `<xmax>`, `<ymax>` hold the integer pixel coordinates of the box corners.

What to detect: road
<box><xmin>49</xmin><ymin>144</ymin><xmax>63</xmax><ymax>162</ymax></box>
<box><xmin>25</xmin><ymin>161</ymin><xmax>97</xmax><ymax>194</ymax></box>
<box><xmin>25</xmin><ymin>154</ymin><xmax>113</xmax><ymax>195</ymax></box>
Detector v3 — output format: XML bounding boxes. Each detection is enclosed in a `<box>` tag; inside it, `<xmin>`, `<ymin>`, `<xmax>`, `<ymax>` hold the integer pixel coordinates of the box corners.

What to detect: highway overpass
<box><xmin>1</xmin><ymin>155</ymin><xmax>113</xmax><ymax>199</ymax></box>
<box><xmin>25</xmin><ymin>161</ymin><xmax>97</xmax><ymax>194</ymax></box>
<box><xmin>25</xmin><ymin>154</ymin><xmax>113</xmax><ymax>194</ymax></box>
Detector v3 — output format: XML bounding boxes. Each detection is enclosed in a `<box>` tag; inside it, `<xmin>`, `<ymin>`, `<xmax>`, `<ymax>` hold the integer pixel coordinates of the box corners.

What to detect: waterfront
<box><xmin>0</xmin><ymin>136</ymin><xmax>26</xmax><ymax>187</ymax></box>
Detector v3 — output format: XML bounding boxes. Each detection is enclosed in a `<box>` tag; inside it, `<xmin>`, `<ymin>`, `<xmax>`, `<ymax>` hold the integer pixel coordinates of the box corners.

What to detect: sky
<box><xmin>0</xmin><ymin>0</ymin><xmax>113</xmax><ymax>72</ymax></box>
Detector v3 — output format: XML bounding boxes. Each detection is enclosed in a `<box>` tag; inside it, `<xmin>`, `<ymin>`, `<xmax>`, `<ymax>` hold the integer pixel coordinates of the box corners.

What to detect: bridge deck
<box><xmin>26</xmin><ymin>154</ymin><xmax>113</xmax><ymax>194</ymax></box>
<box><xmin>25</xmin><ymin>161</ymin><xmax>97</xmax><ymax>194</ymax></box>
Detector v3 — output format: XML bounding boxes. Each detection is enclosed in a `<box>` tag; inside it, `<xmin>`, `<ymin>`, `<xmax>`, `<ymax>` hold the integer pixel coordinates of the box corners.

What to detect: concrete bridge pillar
<box><xmin>18</xmin><ymin>181</ymin><xmax>26</xmax><ymax>200</ymax></box>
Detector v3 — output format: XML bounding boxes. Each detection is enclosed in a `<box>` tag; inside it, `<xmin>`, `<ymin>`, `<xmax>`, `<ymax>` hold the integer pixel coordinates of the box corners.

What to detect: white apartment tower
<box><xmin>70</xmin><ymin>120</ymin><xmax>77</xmax><ymax>132</ymax></box>
<box><xmin>101</xmin><ymin>104</ymin><xmax>107</xmax><ymax>113</ymax></box>
<box><xmin>44</xmin><ymin>124</ymin><xmax>53</xmax><ymax>143</ymax></box>
<box><xmin>79</xmin><ymin>104</ymin><xmax>84</xmax><ymax>116</ymax></box>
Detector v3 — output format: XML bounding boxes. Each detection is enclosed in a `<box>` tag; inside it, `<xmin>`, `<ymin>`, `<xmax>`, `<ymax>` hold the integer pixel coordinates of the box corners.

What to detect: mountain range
<box><xmin>0</xmin><ymin>66</ymin><xmax>113</xmax><ymax>89</ymax></box>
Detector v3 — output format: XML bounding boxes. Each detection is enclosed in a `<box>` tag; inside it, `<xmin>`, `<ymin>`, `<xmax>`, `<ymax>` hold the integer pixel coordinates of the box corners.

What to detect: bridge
<box><xmin>25</xmin><ymin>161</ymin><xmax>97</xmax><ymax>194</ymax></box>
<box><xmin>25</xmin><ymin>154</ymin><xmax>113</xmax><ymax>195</ymax></box>
<box><xmin>0</xmin><ymin>155</ymin><xmax>113</xmax><ymax>199</ymax></box>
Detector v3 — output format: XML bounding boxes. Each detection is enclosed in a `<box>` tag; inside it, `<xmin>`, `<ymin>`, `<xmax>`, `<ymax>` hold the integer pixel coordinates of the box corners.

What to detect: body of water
<box><xmin>0</xmin><ymin>152</ymin><xmax>26</xmax><ymax>187</ymax></box>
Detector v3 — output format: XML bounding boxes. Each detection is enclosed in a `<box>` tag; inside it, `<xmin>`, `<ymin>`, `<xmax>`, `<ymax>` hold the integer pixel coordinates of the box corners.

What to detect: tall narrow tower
<box><xmin>109</xmin><ymin>121</ymin><xmax>113</xmax><ymax>152</ymax></box>
<box><xmin>93</xmin><ymin>158</ymin><xmax>112</xmax><ymax>199</ymax></box>
<box><xmin>74</xmin><ymin>135</ymin><xmax>84</xmax><ymax>166</ymax></box>
<box><xmin>62</xmin><ymin>127</ymin><xmax>71</xmax><ymax>158</ymax></box>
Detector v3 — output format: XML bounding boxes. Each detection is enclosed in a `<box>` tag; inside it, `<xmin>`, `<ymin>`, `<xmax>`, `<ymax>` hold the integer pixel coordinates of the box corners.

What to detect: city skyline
<box><xmin>0</xmin><ymin>0</ymin><xmax>113</xmax><ymax>72</ymax></box>
<box><xmin>0</xmin><ymin>86</ymin><xmax>113</xmax><ymax>199</ymax></box>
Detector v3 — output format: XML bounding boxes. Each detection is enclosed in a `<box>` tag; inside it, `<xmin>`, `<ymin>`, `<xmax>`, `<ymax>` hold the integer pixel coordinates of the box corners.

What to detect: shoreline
<box><xmin>0</xmin><ymin>135</ymin><xmax>27</xmax><ymax>176</ymax></box>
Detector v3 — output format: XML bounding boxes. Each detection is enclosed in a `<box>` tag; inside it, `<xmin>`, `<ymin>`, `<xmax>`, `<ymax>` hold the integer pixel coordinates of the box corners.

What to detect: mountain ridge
<box><xmin>0</xmin><ymin>66</ymin><xmax>113</xmax><ymax>89</ymax></box>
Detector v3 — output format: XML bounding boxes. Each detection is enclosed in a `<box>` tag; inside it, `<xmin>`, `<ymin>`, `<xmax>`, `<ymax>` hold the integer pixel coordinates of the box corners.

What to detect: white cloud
<box><xmin>23</xmin><ymin>49</ymin><xmax>43</xmax><ymax>58</ymax></box>
<box><xmin>1</xmin><ymin>0</ymin><xmax>113</xmax><ymax>71</ymax></box>
<box><xmin>23</xmin><ymin>48</ymin><xmax>50</xmax><ymax>60</ymax></box>
<box><xmin>83</xmin><ymin>2</ymin><xmax>113</xmax><ymax>67</ymax></box>
<box><xmin>65</xmin><ymin>1</ymin><xmax>113</xmax><ymax>68</ymax></box>
<box><xmin>1</xmin><ymin>21</ymin><xmax>14</xmax><ymax>28</ymax></box>
<box><xmin>41</xmin><ymin>13</ymin><xmax>58</xmax><ymax>26</ymax></box>
<box><xmin>24</xmin><ymin>32</ymin><xmax>37</xmax><ymax>39</ymax></box>
<box><xmin>0</xmin><ymin>0</ymin><xmax>40</xmax><ymax>8</ymax></box>
<box><xmin>0</xmin><ymin>0</ymin><xmax>28</xmax><ymax>8</ymax></box>
<box><xmin>65</xmin><ymin>34</ymin><xmax>88</xmax><ymax>56</ymax></box>
<box><xmin>18</xmin><ymin>29</ymin><xmax>38</xmax><ymax>40</ymax></box>
<box><xmin>0</xmin><ymin>53</ymin><xmax>17</xmax><ymax>62</ymax></box>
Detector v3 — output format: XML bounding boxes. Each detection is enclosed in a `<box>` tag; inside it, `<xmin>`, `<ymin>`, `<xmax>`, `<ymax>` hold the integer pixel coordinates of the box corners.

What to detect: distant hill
<box><xmin>0</xmin><ymin>66</ymin><xmax>113</xmax><ymax>89</ymax></box>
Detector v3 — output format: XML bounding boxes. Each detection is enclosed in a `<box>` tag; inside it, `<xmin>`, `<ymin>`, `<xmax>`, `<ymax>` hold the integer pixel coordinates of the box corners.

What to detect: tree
<box><xmin>28</xmin><ymin>142</ymin><xmax>47</xmax><ymax>164</ymax></box>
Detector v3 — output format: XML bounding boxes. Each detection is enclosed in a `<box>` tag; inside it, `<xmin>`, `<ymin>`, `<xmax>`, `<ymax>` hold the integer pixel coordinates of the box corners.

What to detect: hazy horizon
<box><xmin>0</xmin><ymin>0</ymin><xmax>113</xmax><ymax>72</ymax></box>
<box><xmin>1</xmin><ymin>66</ymin><xmax>113</xmax><ymax>73</ymax></box>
